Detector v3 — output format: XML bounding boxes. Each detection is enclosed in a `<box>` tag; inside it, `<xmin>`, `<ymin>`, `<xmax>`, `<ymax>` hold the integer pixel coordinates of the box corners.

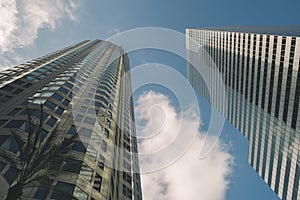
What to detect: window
<box><xmin>0</xmin><ymin>160</ymin><xmax>6</xmax><ymax>171</ymax></box>
<box><xmin>123</xmin><ymin>172</ymin><xmax>132</xmax><ymax>184</ymax></box>
<box><xmin>98</xmin><ymin>155</ymin><xmax>105</xmax><ymax>169</ymax></box>
<box><xmin>44</xmin><ymin>100</ymin><xmax>56</xmax><ymax>110</ymax></box>
<box><xmin>62</xmin><ymin>99</ymin><xmax>70</xmax><ymax>106</ymax></box>
<box><xmin>12</xmin><ymin>88</ymin><xmax>24</xmax><ymax>94</ymax></box>
<box><xmin>4</xmin><ymin>167</ymin><xmax>18</xmax><ymax>184</ymax></box>
<box><xmin>73</xmin><ymin>186</ymin><xmax>88</xmax><ymax>200</ymax></box>
<box><xmin>51</xmin><ymin>181</ymin><xmax>75</xmax><ymax>199</ymax></box>
<box><xmin>63</xmin><ymin>159</ymin><xmax>82</xmax><ymax>173</ymax></box>
<box><xmin>31</xmin><ymin>71</ymin><xmax>41</xmax><ymax>76</ymax></box>
<box><xmin>75</xmin><ymin>115</ymin><xmax>83</xmax><ymax>122</ymax></box>
<box><xmin>49</xmin><ymin>86</ymin><xmax>60</xmax><ymax>90</ymax></box>
<box><xmin>88</xmin><ymin>108</ymin><xmax>97</xmax><ymax>115</ymax></box>
<box><xmin>59</xmin><ymin>87</ymin><xmax>69</xmax><ymax>94</ymax></box>
<box><xmin>101</xmin><ymin>140</ymin><xmax>107</xmax><ymax>152</ymax></box>
<box><xmin>55</xmin><ymin>107</ymin><xmax>64</xmax><ymax>115</ymax></box>
<box><xmin>87</xmin><ymin>145</ymin><xmax>97</xmax><ymax>161</ymax></box>
<box><xmin>79</xmin><ymin>106</ymin><xmax>87</xmax><ymax>113</ymax></box>
<box><xmin>34</xmin><ymin>187</ymin><xmax>47</xmax><ymax>199</ymax></box>
<box><xmin>2</xmin><ymin>85</ymin><xmax>14</xmax><ymax>91</ymax></box>
<box><xmin>64</xmin><ymin>82</ymin><xmax>73</xmax><ymax>89</ymax></box>
<box><xmin>104</xmin><ymin>129</ymin><xmax>109</xmax><ymax>138</ymax></box>
<box><xmin>99</xmin><ymin>113</ymin><xmax>105</xmax><ymax>121</ymax></box>
<box><xmin>67</xmin><ymin>125</ymin><xmax>77</xmax><ymax>135</ymax></box>
<box><xmin>72</xmin><ymin>141</ymin><xmax>86</xmax><ymax>153</ymax></box>
<box><xmin>52</xmin><ymin>93</ymin><xmax>63</xmax><ymax>102</ymax></box>
<box><xmin>4</xmin><ymin>120</ymin><xmax>25</xmax><ymax>129</ymax></box>
<box><xmin>93</xmin><ymin>173</ymin><xmax>102</xmax><ymax>192</ymax></box>
<box><xmin>46</xmin><ymin>117</ymin><xmax>57</xmax><ymax>127</ymax></box>
<box><xmin>41</xmin><ymin>92</ymin><xmax>54</xmax><ymax>97</ymax></box>
<box><xmin>106</xmin><ymin>120</ymin><xmax>111</xmax><ymax>128</ymax></box>
<box><xmin>80</xmin><ymin>163</ymin><xmax>93</xmax><ymax>182</ymax></box>
<box><xmin>84</xmin><ymin>117</ymin><xmax>95</xmax><ymax>125</ymax></box>
<box><xmin>122</xmin><ymin>184</ymin><xmax>132</xmax><ymax>198</ymax></box>
<box><xmin>0</xmin><ymin>135</ymin><xmax>19</xmax><ymax>153</ymax></box>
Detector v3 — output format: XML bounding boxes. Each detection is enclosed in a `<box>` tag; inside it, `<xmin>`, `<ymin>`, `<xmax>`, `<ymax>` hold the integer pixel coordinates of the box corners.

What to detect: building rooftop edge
<box><xmin>186</xmin><ymin>25</ymin><xmax>300</xmax><ymax>37</ymax></box>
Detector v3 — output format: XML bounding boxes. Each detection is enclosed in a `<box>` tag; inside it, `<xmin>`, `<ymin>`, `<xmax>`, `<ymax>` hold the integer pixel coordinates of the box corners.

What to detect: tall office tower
<box><xmin>186</xmin><ymin>26</ymin><xmax>300</xmax><ymax>200</ymax></box>
<box><xmin>0</xmin><ymin>40</ymin><xmax>142</xmax><ymax>199</ymax></box>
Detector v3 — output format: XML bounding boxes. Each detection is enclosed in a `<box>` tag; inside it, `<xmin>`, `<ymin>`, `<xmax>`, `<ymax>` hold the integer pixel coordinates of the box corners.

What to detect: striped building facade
<box><xmin>186</xmin><ymin>27</ymin><xmax>300</xmax><ymax>200</ymax></box>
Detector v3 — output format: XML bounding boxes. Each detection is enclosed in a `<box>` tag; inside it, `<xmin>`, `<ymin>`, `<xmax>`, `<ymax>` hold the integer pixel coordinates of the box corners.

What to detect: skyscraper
<box><xmin>0</xmin><ymin>40</ymin><xmax>142</xmax><ymax>199</ymax></box>
<box><xmin>186</xmin><ymin>26</ymin><xmax>300</xmax><ymax>200</ymax></box>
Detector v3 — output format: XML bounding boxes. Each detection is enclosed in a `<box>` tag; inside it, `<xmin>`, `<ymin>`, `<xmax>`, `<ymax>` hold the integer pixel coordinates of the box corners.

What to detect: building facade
<box><xmin>186</xmin><ymin>27</ymin><xmax>300</xmax><ymax>200</ymax></box>
<box><xmin>0</xmin><ymin>40</ymin><xmax>142</xmax><ymax>199</ymax></box>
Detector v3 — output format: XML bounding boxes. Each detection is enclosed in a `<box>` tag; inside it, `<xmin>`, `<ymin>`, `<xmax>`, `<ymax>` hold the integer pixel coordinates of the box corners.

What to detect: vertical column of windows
<box><xmin>283</xmin><ymin>38</ymin><xmax>295</xmax><ymax>123</ymax></box>
<box><xmin>255</xmin><ymin>35</ymin><xmax>263</xmax><ymax>106</ymax></box>
<box><xmin>267</xmin><ymin>36</ymin><xmax>278</xmax><ymax>114</ymax></box>
<box><xmin>249</xmin><ymin>34</ymin><xmax>257</xmax><ymax>103</ymax></box>
<box><xmin>245</xmin><ymin>34</ymin><xmax>251</xmax><ymax>100</ymax></box>
<box><xmin>249</xmin><ymin>34</ymin><xmax>257</xmax><ymax>166</ymax></box>
<box><xmin>275</xmin><ymin>37</ymin><xmax>286</xmax><ymax>118</ymax></box>
<box><xmin>291</xmin><ymin>58</ymin><xmax>300</xmax><ymax>129</ymax></box>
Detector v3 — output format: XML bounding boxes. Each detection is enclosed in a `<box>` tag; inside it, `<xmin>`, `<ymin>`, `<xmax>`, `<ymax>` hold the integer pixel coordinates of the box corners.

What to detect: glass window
<box><xmin>0</xmin><ymin>160</ymin><xmax>6</xmax><ymax>171</ymax></box>
<box><xmin>63</xmin><ymin>159</ymin><xmax>82</xmax><ymax>173</ymax></box>
<box><xmin>98</xmin><ymin>155</ymin><xmax>105</xmax><ymax>169</ymax></box>
<box><xmin>104</xmin><ymin>129</ymin><xmax>109</xmax><ymax>138</ymax></box>
<box><xmin>87</xmin><ymin>145</ymin><xmax>97</xmax><ymax>161</ymax></box>
<box><xmin>34</xmin><ymin>187</ymin><xmax>47</xmax><ymax>199</ymax></box>
<box><xmin>75</xmin><ymin>115</ymin><xmax>83</xmax><ymax>122</ymax></box>
<box><xmin>84</xmin><ymin>117</ymin><xmax>95</xmax><ymax>125</ymax></box>
<box><xmin>59</xmin><ymin>87</ymin><xmax>69</xmax><ymax>94</ymax></box>
<box><xmin>49</xmin><ymin>86</ymin><xmax>60</xmax><ymax>90</ymax></box>
<box><xmin>62</xmin><ymin>99</ymin><xmax>70</xmax><ymax>106</ymax></box>
<box><xmin>41</xmin><ymin>92</ymin><xmax>54</xmax><ymax>97</ymax></box>
<box><xmin>52</xmin><ymin>93</ymin><xmax>63</xmax><ymax>102</ymax></box>
<box><xmin>73</xmin><ymin>186</ymin><xmax>88</xmax><ymax>200</ymax></box>
<box><xmin>4</xmin><ymin>120</ymin><xmax>25</xmax><ymax>129</ymax></box>
<box><xmin>79</xmin><ymin>106</ymin><xmax>87</xmax><ymax>113</ymax></box>
<box><xmin>123</xmin><ymin>172</ymin><xmax>131</xmax><ymax>184</ymax></box>
<box><xmin>72</xmin><ymin>141</ymin><xmax>86</xmax><ymax>153</ymax></box>
<box><xmin>51</xmin><ymin>181</ymin><xmax>75</xmax><ymax>199</ymax></box>
<box><xmin>93</xmin><ymin>173</ymin><xmax>102</xmax><ymax>192</ymax></box>
<box><xmin>64</xmin><ymin>82</ymin><xmax>73</xmax><ymax>89</ymax></box>
<box><xmin>31</xmin><ymin>71</ymin><xmax>40</xmax><ymax>76</ymax></box>
<box><xmin>4</xmin><ymin>167</ymin><xmax>18</xmax><ymax>184</ymax></box>
<box><xmin>67</xmin><ymin>125</ymin><xmax>77</xmax><ymax>135</ymax></box>
<box><xmin>46</xmin><ymin>117</ymin><xmax>57</xmax><ymax>127</ymax></box>
<box><xmin>55</xmin><ymin>107</ymin><xmax>64</xmax><ymax>115</ymax></box>
<box><xmin>12</xmin><ymin>88</ymin><xmax>23</xmax><ymax>94</ymax></box>
<box><xmin>122</xmin><ymin>184</ymin><xmax>132</xmax><ymax>199</ymax></box>
<box><xmin>101</xmin><ymin>140</ymin><xmax>107</xmax><ymax>152</ymax></box>
<box><xmin>0</xmin><ymin>135</ymin><xmax>19</xmax><ymax>153</ymax></box>
<box><xmin>80</xmin><ymin>163</ymin><xmax>93</xmax><ymax>182</ymax></box>
<box><xmin>106</xmin><ymin>120</ymin><xmax>111</xmax><ymax>128</ymax></box>
<box><xmin>2</xmin><ymin>85</ymin><xmax>14</xmax><ymax>91</ymax></box>
<box><xmin>44</xmin><ymin>100</ymin><xmax>56</xmax><ymax>110</ymax></box>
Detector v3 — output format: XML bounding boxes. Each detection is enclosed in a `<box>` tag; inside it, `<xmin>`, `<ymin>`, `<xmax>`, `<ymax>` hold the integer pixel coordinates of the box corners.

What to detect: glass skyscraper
<box><xmin>0</xmin><ymin>40</ymin><xmax>142</xmax><ymax>199</ymax></box>
<box><xmin>186</xmin><ymin>26</ymin><xmax>300</xmax><ymax>200</ymax></box>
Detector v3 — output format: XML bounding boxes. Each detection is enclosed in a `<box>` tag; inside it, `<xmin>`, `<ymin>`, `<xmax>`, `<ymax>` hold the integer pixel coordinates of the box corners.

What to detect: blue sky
<box><xmin>1</xmin><ymin>0</ymin><xmax>299</xmax><ymax>199</ymax></box>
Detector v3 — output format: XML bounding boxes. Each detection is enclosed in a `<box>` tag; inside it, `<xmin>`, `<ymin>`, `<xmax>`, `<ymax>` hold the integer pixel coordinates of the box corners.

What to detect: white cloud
<box><xmin>0</xmin><ymin>0</ymin><xmax>79</xmax><ymax>69</ymax></box>
<box><xmin>135</xmin><ymin>91</ymin><xmax>233</xmax><ymax>200</ymax></box>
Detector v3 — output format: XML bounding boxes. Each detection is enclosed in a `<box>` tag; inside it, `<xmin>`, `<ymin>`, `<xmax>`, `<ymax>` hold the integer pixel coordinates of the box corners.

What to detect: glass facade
<box><xmin>186</xmin><ymin>27</ymin><xmax>300</xmax><ymax>200</ymax></box>
<box><xmin>0</xmin><ymin>40</ymin><xmax>142</xmax><ymax>199</ymax></box>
